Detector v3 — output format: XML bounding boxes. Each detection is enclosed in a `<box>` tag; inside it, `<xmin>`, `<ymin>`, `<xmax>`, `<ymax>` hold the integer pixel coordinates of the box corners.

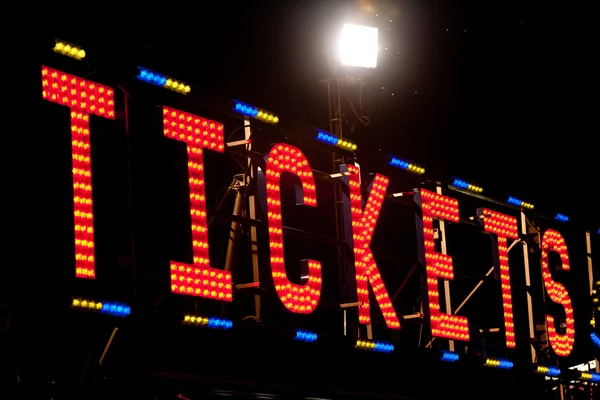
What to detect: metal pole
<box><xmin>586</xmin><ymin>231</ymin><xmax>598</xmax><ymax>374</ymax></box>
<box><xmin>457</xmin><ymin>268</ymin><xmax>494</xmax><ymax>314</ymax></box>
<box><xmin>99</xmin><ymin>327</ymin><xmax>119</xmax><ymax>365</ymax></box>
<box><xmin>331</xmin><ymin>94</ymin><xmax>346</xmax><ymax>288</ymax></box>
<box><xmin>559</xmin><ymin>383</ymin><xmax>565</xmax><ymax>400</ymax></box>
<box><xmin>223</xmin><ymin>186</ymin><xmax>244</xmax><ymax>273</ymax></box>
<box><xmin>436</xmin><ymin>185</ymin><xmax>454</xmax><ymax>351</ymax></box>
<box><xmin>426</xmin><ymin>265</ymin><xmax>493</xmax><ymax>349</ymax></box>
<box><xmin>244</xmin><ymin>118</ymin><xmax>261</xmax><ymax>320</ymax></box>
<box><xmin>335</xmin><ymin>79</ymin><xmax>343</xmax><ymax>137</ymax></box>
<box><xmin>327</xmin><ymin>80</ymin><xmax>334</xmax><ymax>135</ymax></box>
<box><xmin>521</xmin><ymin>211</ymin><xmax>537</xmax><ymax>363</ymax></box>
<box><xmin>327</xmin><ymin>78</ymin><xmax>363</xmax><ymax>336</ymax></box>
<box><xmin>391</xmin><ymin>264</ymin><xmax>418</xmax><ymax>304</ymax></box>
<box><xmin>454</xmin><ymin>240</ymin><xmax>520</xmax><ymax>315</ymax></box>
<box><xmin>586</xmin><ymin>231</ymin><xmax>593</xmax><ymax>296</ymax></box>
<box><xmin>122</xmin><ymin>80</ymin><xmax>137</xmax><ymax>304</ymax></box>
<box><xmin>221</xmin><ymin>185</ymin><xmax>244</xmax><ymax>317</ymax></box>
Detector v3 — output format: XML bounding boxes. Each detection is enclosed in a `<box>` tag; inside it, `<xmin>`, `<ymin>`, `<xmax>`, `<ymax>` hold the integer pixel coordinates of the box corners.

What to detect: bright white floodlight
<box><xmin>338</xmin><ymin>24</ymin><xmax>378</xmax><ymax>68</ymax></box>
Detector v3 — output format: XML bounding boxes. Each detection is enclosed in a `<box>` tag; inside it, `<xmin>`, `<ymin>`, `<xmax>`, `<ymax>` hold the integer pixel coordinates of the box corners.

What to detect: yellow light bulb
<box><xmin>77</xmin><ymin>49</ymin><xmax>85</xmax><ymax>59</ymax></box>
<box><xmin>165</xmin><ymin>79</ymin><xmax>173</xmax><ymax>87</ymax></box>
<box><xmin>273</xmin><ymin>116</ymin><xmax>279</xmax><ymax>123</ymax></box>
<box><xmin>184</xmin><ymin>85</ymin><xmax>191</xmax><ymax>93</ymax></box>
<box><xmin>64</xmin><ymin>44</ymin><xmax>71</xmax><ymax>54</ymax></box>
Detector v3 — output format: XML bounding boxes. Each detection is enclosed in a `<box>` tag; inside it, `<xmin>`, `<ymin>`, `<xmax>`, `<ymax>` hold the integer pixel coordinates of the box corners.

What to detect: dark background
<box><xmin>33</xmin><ymin>0</ymin><xmax>600</xmax><ymax>225</ymax></box>
<box><xmin>6</xmin><ymin>1</ymin><xmax>600</xmax><ymax>399</ymax></box>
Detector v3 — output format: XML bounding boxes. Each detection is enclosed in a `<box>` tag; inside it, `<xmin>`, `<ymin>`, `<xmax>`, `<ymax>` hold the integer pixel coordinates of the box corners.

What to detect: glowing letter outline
<box><xmin>478</xmin><ymin>208</ymin><xmax>519</xmax><ymax>348</ymax></box>
<box><xmin>42</xmin><ymin>66</ymin><xmax>116</xmax><ymax>279</ymax></box>
<box><xmin>162</xmin><ymin>106</ymin><xmax>233</xmax><ymax>301</ymax></box>
<box><xmin>347</xmin><ymin>164</ymin><xmax>400</xmax><ymax>329</ymax></box>
<box><xmin>541</xmin><ymin>229</ymin><xmax>575</xmax><ymax>357</ymax></box>
<box><xmin>415</xmin><ymin>188</ymin><xmax>469</xmax><ymax>341</ymax></box>
<box><xmin>264</xmin><ymin>144</ymin><xmax>322</xmax><ymax>314</ymax></box>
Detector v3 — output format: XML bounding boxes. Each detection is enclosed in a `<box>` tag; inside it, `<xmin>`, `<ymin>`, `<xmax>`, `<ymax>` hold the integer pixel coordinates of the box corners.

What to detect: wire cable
<box><xmin>347</xmin><ymin>96</ymin><xmax>370</xmax><ymax>125</ymax></box>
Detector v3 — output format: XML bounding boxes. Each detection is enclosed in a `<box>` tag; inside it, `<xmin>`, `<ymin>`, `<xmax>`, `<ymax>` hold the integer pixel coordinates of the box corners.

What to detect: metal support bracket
<box><xmin>329</xmin><ymin>171</ymin><xmax>353</xmax><ymax>179</ymax></box>
<box><xmin>340</xmin><ymin>302</ymin><xmax>371</xmax><ymax>338</ymax></box>
<box><xmin>389</xmin><ymin>191</ymin><xmax>415</xmax><ymax>198</ymax></box>
<box><xmin>403</xmin><ymin>312</ymin><xmax>424</xmax><ymax>321</ymax></box>
<box><xmin>226</xmin><ymin>139</ymin><xmax>251</xmax><ymax>148</ymax></box>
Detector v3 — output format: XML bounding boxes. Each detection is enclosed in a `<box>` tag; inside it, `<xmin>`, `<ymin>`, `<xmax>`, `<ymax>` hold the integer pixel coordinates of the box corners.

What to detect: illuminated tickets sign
<box><xmin>41</xmin><ymin>65</ymin><xmax>597</xmax><ymax>370</ymax></box>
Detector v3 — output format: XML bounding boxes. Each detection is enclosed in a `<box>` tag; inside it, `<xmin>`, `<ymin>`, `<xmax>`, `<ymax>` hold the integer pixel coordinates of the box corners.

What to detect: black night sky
<box><xmin>45</xmin><ymin>0</ymin><xmax>597</xmax><ymax>226</ymax></box>
<box><xmin>9</xmin><ymin>1</ymin><xmax>600</xmax><ymax>399</ymax></box>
